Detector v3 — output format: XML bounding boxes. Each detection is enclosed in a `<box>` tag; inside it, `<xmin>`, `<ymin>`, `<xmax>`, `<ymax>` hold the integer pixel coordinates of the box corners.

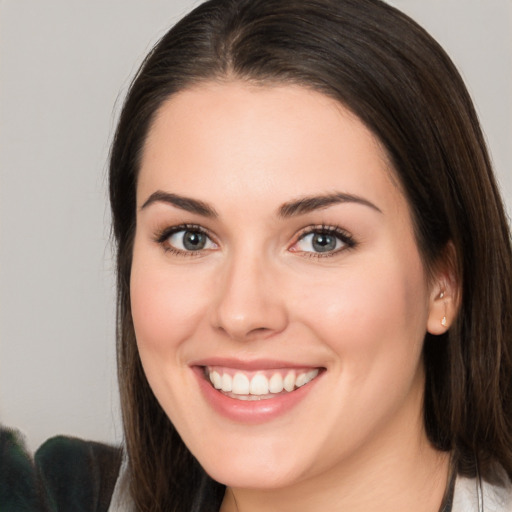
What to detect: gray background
<box><xmin>1</xmin><ymin>0</ymin><xmax>510</xmax><ymax>452</ymax></box>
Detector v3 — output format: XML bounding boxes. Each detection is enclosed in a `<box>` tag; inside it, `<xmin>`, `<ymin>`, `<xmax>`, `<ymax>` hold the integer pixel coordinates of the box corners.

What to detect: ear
<box><xmin>427</xmin><ymin>242</ymin><xmax>461</xmax><ymax>335</ymax></box>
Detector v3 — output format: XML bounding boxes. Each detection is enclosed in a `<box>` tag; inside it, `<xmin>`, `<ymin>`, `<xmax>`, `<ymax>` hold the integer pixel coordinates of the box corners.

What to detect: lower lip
<box><xmin>193</xmin><ymin>366</ymin><xmax>322</xmax><ymax>424</ymax></box>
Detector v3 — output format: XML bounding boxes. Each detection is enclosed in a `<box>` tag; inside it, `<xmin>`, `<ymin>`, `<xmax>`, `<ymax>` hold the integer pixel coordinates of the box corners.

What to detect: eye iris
<box><xmin>312</xmin><ymin>233</ymin><xmax>336</xmax><ymax>252</ymax></box>
<box><xmin>183</xmin><ymin>231</ymin><xmax>206</xmax><ymax>250</ymax></box>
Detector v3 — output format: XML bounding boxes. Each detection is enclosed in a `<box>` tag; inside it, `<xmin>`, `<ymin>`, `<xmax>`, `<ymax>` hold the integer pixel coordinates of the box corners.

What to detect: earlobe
<box><xmin>426</xmin><ymin>243</ymin><xmax>460</xmax><ymax>335</ymax></box>
<box><xmin>439</xmin><ymin>291</ymin><xmax>448</xmax><ymax>328</ymax></box>
<box><xmin>427</xmin><ymin>289</ymin><xmax>451</xmax><ymax>335</ymax></box>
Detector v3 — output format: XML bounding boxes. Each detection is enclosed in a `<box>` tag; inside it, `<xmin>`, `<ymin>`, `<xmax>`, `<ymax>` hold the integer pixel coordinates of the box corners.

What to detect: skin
<box><xmin>131</xmin><ymin>82</ymin><xmax>456</xmax><ymax>511</ymax></box>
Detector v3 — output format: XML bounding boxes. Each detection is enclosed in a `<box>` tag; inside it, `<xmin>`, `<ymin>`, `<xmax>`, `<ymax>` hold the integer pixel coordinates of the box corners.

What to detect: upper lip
<box><xmin>190</xmin><ymin>357</ymin><xmax>323</xmax><ymax>371</ymax></box>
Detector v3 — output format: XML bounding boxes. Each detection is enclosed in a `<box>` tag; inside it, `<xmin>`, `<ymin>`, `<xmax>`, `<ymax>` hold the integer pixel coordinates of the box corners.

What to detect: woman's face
<box><xmin>131</xmin><ymin>82</ymin><xmax>443</xmax><ymax>489</ymax></box>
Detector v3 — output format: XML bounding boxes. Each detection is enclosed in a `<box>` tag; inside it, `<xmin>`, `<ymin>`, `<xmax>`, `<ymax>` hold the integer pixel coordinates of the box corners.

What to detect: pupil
<box><xmin>183</xmin><ymin>231</ymin><xmax>205</xmax><ymax>250</ymax></box>
<box><xmin>312</xmin><ymin>233</ymin><xmax>336</xmax><ymax>252</ymax></box>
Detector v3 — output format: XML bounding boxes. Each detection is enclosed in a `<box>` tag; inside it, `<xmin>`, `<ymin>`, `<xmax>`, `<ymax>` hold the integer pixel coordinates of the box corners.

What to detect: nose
<box><xmin>210</xmin><ymin>251</ymin><xmax>288</xmax><ymax>342</ymax></box>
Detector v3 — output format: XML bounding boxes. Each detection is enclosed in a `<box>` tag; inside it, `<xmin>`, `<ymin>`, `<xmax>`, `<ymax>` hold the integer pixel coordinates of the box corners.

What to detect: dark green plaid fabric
<box><xmin>0</xmin><ymin>427</ymin><xmax>121</xmax><ymax>512</ymax></box>
<box><xmin>0</xmin><ymin>427</ymin><xmax>41</xmax><ymax>511</ymax></box>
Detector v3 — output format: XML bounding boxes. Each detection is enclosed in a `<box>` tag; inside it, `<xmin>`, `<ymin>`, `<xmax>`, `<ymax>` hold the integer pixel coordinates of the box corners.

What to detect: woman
<box><xmin>108</xmin><ymin>0</ymin><xmax>512</xmax><ymax>510</ymax></box>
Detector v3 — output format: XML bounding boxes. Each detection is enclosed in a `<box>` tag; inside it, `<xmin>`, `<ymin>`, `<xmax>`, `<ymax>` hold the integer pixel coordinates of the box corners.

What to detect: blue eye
<box><xmin>159</xmin><ymin>226</ymin><xmax>217</xmax><ymax>253</ymax></box>
<box><xmin>292</xmin><ymin>227</ymin><xmax>354</xmax><ymax>255</ymax></box>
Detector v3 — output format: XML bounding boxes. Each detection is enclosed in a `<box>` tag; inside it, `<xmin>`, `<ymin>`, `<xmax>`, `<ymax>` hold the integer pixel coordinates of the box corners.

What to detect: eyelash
<box><xmin>154</xmin><ymin>224</ymin><xmax>216</xmax><ymax>257</ymax></box>
<box><xmin>292</xmin><ymin>224</ymin><xmax>356</xmax><ymax>258</ymax></box>
<box><xmin>153</xmin><ymin>223</ymin><xmax>356</xmax><ymax>257</ymax></box>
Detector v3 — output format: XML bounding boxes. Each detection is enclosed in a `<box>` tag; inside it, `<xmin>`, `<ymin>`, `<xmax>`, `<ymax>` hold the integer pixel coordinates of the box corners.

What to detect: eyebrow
<box><xmin>140</xmin><ymin>190</ymin><xmax>381</xmax><ymax>219</ymax></box>
<box><xmin>278</xmin><ymin>192</ymin><xmax>382</xmax><ymax>218</ymax></box>
<box><xmin>140</xmin><ymin>191</ymin><xmax>218</xmax><ymax>218</ymax></box>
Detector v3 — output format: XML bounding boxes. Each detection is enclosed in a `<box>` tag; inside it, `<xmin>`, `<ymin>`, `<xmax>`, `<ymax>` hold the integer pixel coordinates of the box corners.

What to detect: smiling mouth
<box><xmin>204</xmin><ymin>366</ymin><xmax>321</xmax><ymax>401</ymax></box>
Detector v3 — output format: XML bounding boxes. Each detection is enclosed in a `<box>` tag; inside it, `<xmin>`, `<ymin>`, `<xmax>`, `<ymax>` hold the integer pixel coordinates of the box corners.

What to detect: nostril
<box><xmin>214</xmin><ymin>323</ymin><xmax>273</xmax><ymax>341</ymax></box>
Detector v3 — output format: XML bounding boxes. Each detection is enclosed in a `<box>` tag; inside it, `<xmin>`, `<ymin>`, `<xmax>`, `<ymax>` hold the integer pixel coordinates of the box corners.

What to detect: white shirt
<box><xmin>452</xmin><ymin>469</ymin><xmax>512</xmax><ymax>512</ymax></box>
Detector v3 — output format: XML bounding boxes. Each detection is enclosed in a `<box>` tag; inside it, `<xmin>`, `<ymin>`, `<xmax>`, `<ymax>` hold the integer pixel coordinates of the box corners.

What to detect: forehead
<box><xmin>138</xmin><ymin>81</ymin><xmax>402</xmax><ymax>216</ymax></box>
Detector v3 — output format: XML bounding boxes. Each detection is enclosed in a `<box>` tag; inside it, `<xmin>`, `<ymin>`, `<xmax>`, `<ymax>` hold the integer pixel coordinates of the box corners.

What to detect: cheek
<box><xmin>294</xmin><ymin>250</ymin><xmax>429</xmax><ymax>370</ymax></box>
<box><xmin>129</xmin><ymin>248</ymin><xmax>215</xmax><ymax>427</ymax></box>
<box><xmin>130</xmin><ymin>251</ymin><xmax>212</xmax><ymax>356</ymax></box>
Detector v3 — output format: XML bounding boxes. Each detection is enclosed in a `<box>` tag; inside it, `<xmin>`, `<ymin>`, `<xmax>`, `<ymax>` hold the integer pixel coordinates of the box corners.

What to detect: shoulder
<box><xmin>452</xmin><ymin>465</ymin><xmax>512</xmax><ymax>512</ymax></box>
<box><xmin>108</xmin><ymin>455</ymin><xmax>225</xmax><ymax>512</ymax></box>
<box><xmin>35</xmin><ymin>435</ymin><xmax>122</xmax><ymax>512</ymax></box>
<box><xmin>0</xmin><ymin>426</ymin><xmax>42</xmax><ymax>511</ymax></box>
<box><xmin>107</xmin><ymin>454</ymin><xmax>136</xmax><ymax>512</ymax></box>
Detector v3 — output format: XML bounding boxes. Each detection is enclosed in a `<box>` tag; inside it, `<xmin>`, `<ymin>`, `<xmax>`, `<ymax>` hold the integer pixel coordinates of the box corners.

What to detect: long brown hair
<box><xmin>109</xmin><ymin>0</ymin><xmax>512</xmax><ymax>509</ymax></box>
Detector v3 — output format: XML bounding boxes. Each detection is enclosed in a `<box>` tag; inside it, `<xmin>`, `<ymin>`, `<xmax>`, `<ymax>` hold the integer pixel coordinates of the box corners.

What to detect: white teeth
<box><xmin>221</xmin><ymin>373</ymin><xmax>232</xmax><ymax>392</ymax></box>
<box><xmin>249</xmin><ymin>374</ymin><xmax>269</xmax><ymax>395</ymax></box>
<box><xmin>210</xmin><ymin>371</ymin><xmax>222</xmax><ymax>389</ymax></box>
<box><xmin>232</xmin><ymin>372</ymin><xmax>250</xmax><ymax>394</ymax></box>
<box><xmin>283</xmin><ymin>371</ymin><xmax>296</xmax><ymax>392</ymax></box>
<box><xmin>295</xmin><ymin>372</ymin><xmax>308</xmax><ymax>388</ymax></box>
<box><xmin>307</xmin><ymin>369</ymin><xmax>319</xmax><ymax>380</ymax></box>
<box><xmin>269</xmin><ymin>373</ymin><xmax>284</xmax><ymax>393</ymax></box>
<box><xmin>208</xmin><ymin>367</ymin><xmax>320</xmax><ymax>397</ymax></box>
<box><xmin>296</xmin><ymin>369</ymin><xmax>319</xmax><ymax>388</ymax></box>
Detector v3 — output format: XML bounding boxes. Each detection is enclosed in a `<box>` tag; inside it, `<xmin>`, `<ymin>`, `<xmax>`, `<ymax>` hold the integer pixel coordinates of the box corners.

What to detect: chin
<box><xmin>203</xmin><ymin>458</ymin><xmax>303</xmax><ymax>490</ymax></box>
<box><xmin>184</xmin><ymin>430</ymin><xmax>319</xmax><ymax>490</ymax></box>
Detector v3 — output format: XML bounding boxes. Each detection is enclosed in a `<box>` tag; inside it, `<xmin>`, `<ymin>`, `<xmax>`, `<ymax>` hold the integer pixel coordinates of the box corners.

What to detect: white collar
<box><xmin>452</xmin><ymin>466</ymin><xmax>512</xmax><ymax>512</ymax></box>
<box><xmin>108</xmin><ymin>456</ymin><xmax>137</xmax><ymax>512</ymax></box>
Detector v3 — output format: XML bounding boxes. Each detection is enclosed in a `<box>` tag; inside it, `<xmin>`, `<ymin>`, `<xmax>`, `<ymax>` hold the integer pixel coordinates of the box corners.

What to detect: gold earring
<box><xmin>439</xmin><ymin>290</ymin><xmax>447</xmax><ymax>327</ymax></box>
